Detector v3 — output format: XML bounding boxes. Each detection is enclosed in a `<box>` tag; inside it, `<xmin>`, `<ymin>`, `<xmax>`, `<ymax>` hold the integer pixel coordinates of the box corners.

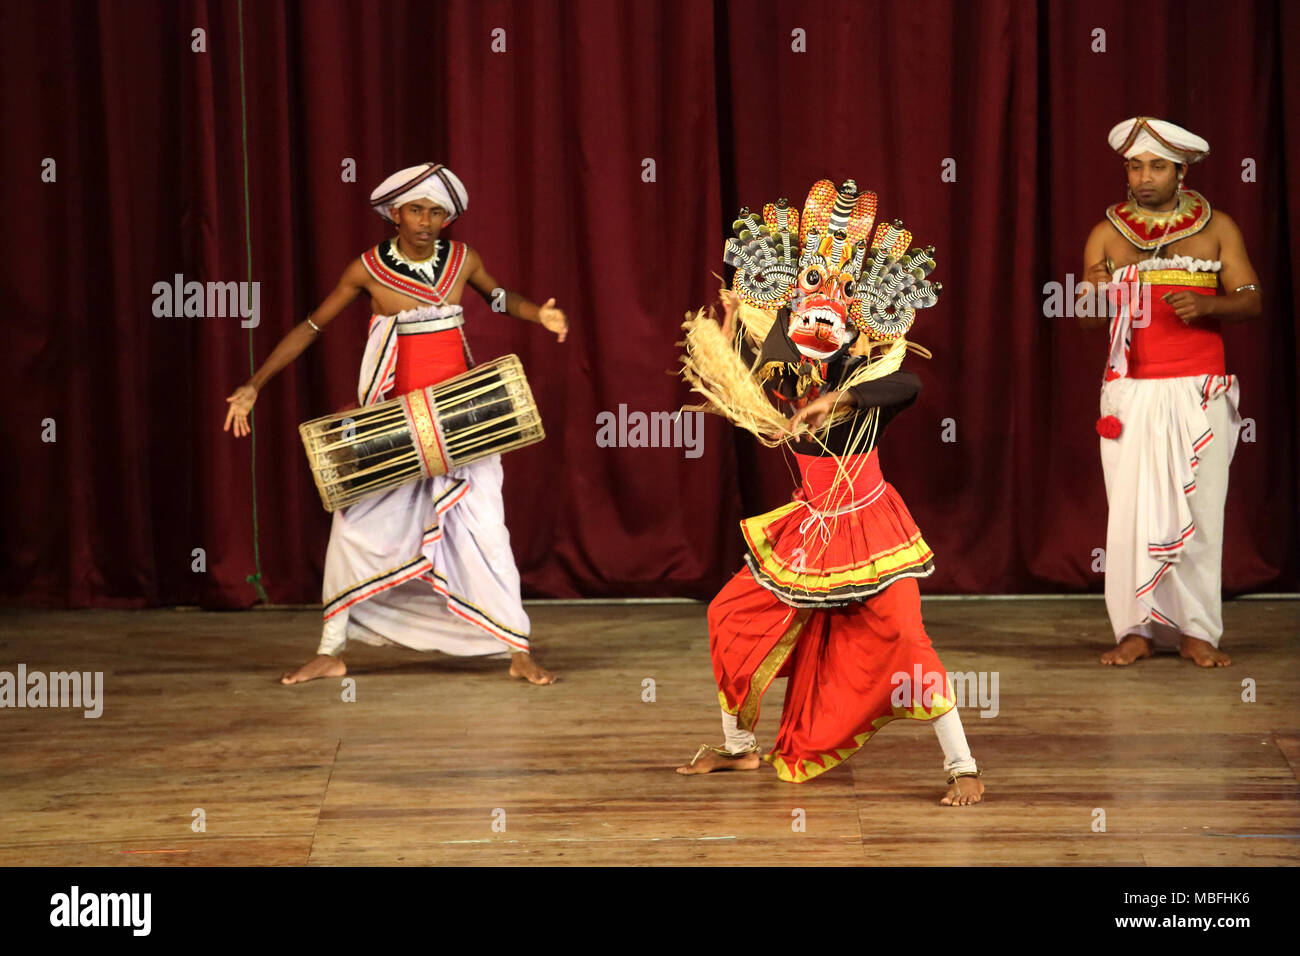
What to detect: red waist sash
<box><xmin>393</xmin><ymin>328</ymin><xmax>469</xmax><ymax>392</ymax></box>
<box><xmin>797</xmin><ymin>449</ymin><xmax>884</xmax><ymax>509</ymax></box>
<box><xmin>1131</xmin><ymin>282</ymin><xmax>1224</xmax><ymax>379</ymax></box>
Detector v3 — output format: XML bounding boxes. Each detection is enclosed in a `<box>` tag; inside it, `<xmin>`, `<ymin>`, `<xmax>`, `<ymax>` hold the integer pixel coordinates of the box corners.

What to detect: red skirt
<box><xmin>741</xmin><ymin>450</ymin><xmax>934</xmax><ymax>607</ymax></box>
<box><xmin>709</xmin><ymin>569</ymin><xmax>953</xmax><ymax>783</ymax></box>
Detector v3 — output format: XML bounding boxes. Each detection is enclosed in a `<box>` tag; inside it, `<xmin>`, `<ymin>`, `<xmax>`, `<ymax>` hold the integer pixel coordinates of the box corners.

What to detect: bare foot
<box><xmin>1179</xmin><ymin>635</ymin><xmax>1231</xmax><ymax>667</ymax></box>
<box><xmin>940</xmin><ymin>776</ymin><xmax>985</xmax><ymax>806</ymax></box>
<box><xmin>675</xmin><ymin>746</ymin><xmax>762</xmax><ymax>775</ymax></box>
<box><xmin>1100</xmin><ymin>634</ymin><xmax>1152</xmax><ymax>666</ymax></box>
<box><xmin>509</xmin><ymin>652</ymin><xmax>556</xmax><ymax>685</ymax></box>
<box><xmin>279</xmin><ymin>654</ymin><xmax>347</xmax><ymax>685</ymax></box>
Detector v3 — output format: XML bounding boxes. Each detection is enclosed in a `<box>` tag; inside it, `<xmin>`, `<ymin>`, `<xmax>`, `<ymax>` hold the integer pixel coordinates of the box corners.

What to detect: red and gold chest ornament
<box><xmin>1106</xmin><ymin>189</ymin><xmax>1212</xmax><ymax>251</ymax></box>
<box><xmin>724</xmin><ymin>179</ymin><xmax>941</xmax><ymax>359</ymax></box>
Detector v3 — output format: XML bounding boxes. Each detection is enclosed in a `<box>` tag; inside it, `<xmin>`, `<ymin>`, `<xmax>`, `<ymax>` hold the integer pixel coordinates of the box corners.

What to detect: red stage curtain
<box><xmin>1</xmin><ymin>0</ymin><xmax>1295</xmax><ymax>606</ymax></box>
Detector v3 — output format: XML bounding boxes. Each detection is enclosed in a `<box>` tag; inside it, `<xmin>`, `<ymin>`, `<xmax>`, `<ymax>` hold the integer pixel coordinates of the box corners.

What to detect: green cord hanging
<box><xmin>237</xmin><ymin>0</ymin><xmax>268</xmax><ymax>604</ymax></box>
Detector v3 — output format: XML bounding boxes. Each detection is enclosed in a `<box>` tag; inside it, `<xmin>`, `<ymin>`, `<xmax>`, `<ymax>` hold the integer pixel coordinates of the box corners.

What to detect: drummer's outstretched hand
<box><xmin>224</xmin><ymin>384</ymin><xmax>258</xmax><ymax>438</ymax></box>
<box><xmin>538</xmin><ymin>298</ymin><xmax>568</xmax><ymax>343</ymax></box>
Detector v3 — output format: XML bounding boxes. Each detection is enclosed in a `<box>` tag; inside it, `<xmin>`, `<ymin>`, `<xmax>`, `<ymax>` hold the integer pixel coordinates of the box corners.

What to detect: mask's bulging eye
<box><xmin>799</xmin><ymin>267</ymin><xmax>823</xmax><ymax>293</ymax></box>
<box><xmin>842</xmin><ymin>278</ymin><xmax>856</xmax><ymax>298</ymax></box>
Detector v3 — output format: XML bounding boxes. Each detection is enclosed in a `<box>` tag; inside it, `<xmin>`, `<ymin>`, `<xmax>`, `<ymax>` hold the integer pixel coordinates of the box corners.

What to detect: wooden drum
<box><xmin>299</xmin><ymin>354</ymin><xmax>544</xmax><ymax>512</ymax></box>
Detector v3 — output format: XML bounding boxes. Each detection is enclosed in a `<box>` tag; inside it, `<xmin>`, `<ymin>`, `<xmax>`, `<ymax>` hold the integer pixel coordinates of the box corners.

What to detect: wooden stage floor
<box><xmin>1</xmin><ymin>599</ymin><xmax>1297</xmax><ymax>866</ymax></box>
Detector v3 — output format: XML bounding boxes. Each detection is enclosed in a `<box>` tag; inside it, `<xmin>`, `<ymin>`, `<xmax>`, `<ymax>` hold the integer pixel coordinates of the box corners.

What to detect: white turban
<box><xmin>370</xmin><ymin>163</ymin><xmax>469</xmax><ymax>223</ymax></box>
<box><xmin>1108</xmin><ymin>117</ymin><xmax>1209</xmax><ymax>164</ymax></box>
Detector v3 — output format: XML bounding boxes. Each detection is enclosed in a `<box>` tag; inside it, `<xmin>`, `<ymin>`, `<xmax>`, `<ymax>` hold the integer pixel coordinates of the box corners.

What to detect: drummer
<box><xmin>223</xmin><ymin>163</ymin><xmax>566</xmax><ymax>685</ymax></box>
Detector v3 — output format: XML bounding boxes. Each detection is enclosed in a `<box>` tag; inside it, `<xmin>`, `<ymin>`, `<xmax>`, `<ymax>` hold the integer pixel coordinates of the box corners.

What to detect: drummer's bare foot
<box><xmin>1180</xmin><ymin>635</ymin><xmax>1231</xmax><ymax>667</ymax></box>
<box><xmin>509</xmin><ymin>652</ymin><xmax>556</xmax><ymax>685</ymax></box>
<box><xmin>1100</xmin><ymin>634</ymin><xmax>1152</xmax><ymax>666</ymax></box>
<box><xmin>676</xmin><ymin>747</ymin><xmax>762</xmax><ymax>774</ymax></box>
<box><xmin>279</xmin><ymin>654</ymin><xmax>347</xmax><ymax>685</ymax></box>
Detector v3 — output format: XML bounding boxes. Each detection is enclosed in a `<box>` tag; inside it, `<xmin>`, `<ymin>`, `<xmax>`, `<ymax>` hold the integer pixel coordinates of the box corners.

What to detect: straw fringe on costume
<box><xmin>679</xmin><ymin>305</ymin><xmax>931</xmax><ymax>507</ymax></box>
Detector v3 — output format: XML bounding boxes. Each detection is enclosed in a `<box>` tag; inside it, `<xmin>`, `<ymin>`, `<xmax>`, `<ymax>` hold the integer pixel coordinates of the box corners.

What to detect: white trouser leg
<box><xmin>933</xmin><ymin>707</ymin><xmax>978</xmax><ymax>776</ymax></box>
<box><xmin>317</xmin><ymin>613</ymin><xmax>348</xmax><ymax>656</ymax></box>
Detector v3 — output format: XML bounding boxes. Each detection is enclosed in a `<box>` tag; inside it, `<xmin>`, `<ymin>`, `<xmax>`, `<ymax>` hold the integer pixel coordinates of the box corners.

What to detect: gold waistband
<box><xmin>1139</xmin><ymin>270</ymin><xmax>1219</xmax><ymax>289</ymax></box>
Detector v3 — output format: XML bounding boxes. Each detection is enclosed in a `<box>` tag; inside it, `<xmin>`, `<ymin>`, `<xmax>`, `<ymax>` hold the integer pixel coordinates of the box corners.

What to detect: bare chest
<box><xmin>1106</xmin><ymin>228</ymin><xmax>1221</xmax><ymax>268</ymax></box>
<box><xmin>363</xmin><ymin>241</ymin><xmax>472</xmax><ymax>315</ymax></box>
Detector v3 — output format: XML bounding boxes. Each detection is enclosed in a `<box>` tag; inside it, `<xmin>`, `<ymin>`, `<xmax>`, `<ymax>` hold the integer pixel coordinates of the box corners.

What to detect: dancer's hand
<box><xmin>538</xmin><ymin>298</ymin><xmax>568</xmax><ymax>342</ymax></box>
<box><xmin>718</xmin><ymin>289</ymin><xmax>741</xmax><ymax>341</ymax></box>
<box><xmin>787</xmin><ymin>391</ymin><xmax>846</xmax><ymax>432</ymax></box>
<box><xmin>224</xmin><ymin>385</ymin><xmax>258</xmax><ymax>438</ymax></box>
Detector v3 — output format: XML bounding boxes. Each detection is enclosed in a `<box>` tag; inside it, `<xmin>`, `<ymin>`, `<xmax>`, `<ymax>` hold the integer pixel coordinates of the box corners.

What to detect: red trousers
<box><xmin>709</xmin><ymin>568</ymin><xmax>953</xmax><ymax>782</ymax></box>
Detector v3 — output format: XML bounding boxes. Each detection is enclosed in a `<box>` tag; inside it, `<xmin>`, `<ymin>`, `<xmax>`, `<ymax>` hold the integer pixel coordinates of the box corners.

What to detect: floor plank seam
<box><xmin>306</xmin><ymin>740</ymin><xmax>342</xmax><ymax>865</ymax></box>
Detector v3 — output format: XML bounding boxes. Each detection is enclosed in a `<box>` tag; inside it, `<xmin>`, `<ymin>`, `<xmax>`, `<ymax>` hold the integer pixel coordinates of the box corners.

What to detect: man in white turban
<box><xmin>369</xmin><ymin>162</ymin><xmax>469</xmax><ymax>224</ymax></box>
<box><xmin>1077</xmin><ymin>118</ymin><xmax>1262</xmax><ymax>668</ymax></box>
<box><xmin>1106</xmin><ymin>116</ymin><xmax>1210</xmax><ymax>166</ymax></box>
<box><xmin>224</xmin><ymin>162</ymin><xmax>569</xmax><ymax>686</ymax></box>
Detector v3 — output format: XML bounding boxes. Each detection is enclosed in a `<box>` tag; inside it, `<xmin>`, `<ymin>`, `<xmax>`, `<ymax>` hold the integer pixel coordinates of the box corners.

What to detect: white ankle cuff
<box><xmin>721</xmin><ymin>710</ymin><xmax>757</xmax><ymax>754</ymax></box>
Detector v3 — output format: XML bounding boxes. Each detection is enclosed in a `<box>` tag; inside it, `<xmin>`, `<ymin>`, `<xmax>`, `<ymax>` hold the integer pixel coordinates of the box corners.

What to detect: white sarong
<box><xmin>315</xmin><ymin>305</ymin><xmax>530</xmax><ymax>657</ymax></box>
<box><xmin>1099</xmin><ymin>374</ymin><xmax>1240</xmax><ymax>648</ymax></box>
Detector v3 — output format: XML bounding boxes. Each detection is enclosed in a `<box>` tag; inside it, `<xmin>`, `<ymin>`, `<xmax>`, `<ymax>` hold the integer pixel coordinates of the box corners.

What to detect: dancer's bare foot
<box><xmin>940</xmin><ymin>776</ymin><xmax>985</xmax><ymax>806</ymax></box>
<box><xmin>1100</xmin><ymin>634</ymin><xmax>1152</xmax><ymax>666</ymax></box>
<box><xmin>279</xmin><ymin>654</ymin><xmax>347</xmax><ymax>685</ymax></box>
<box><xmin>1179</xmin><ymin>635</ymin><xmax>1231</xmax><ymax>667</ymax></box>
<box><xmin>675</xmin><ymin>746</ymin><xmax>762</xmax><ymax>774</ymax></box>
<box><xmin>509</xmin><ymin>651</ymin><xmax>556</xmax><ymax>685</ymax></box>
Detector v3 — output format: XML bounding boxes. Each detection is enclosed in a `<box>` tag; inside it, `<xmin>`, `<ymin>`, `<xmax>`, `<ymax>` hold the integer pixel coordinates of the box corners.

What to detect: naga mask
<box><xmin>785</xmin><ymin>261</ymin><xmax>858</xmax><ymax>361</ymax></box>
<box><xmin>724</xmin><ymin>178</ymin><xmax>942</xmax><ymax>358</ymax></box>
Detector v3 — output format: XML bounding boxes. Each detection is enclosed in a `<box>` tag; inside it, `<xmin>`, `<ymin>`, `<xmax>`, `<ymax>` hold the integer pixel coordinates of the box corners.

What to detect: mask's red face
<box><xmin>786</xmin><ymin>265</ymin><xmax>856</xmax><ymax>361</ymax></box>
